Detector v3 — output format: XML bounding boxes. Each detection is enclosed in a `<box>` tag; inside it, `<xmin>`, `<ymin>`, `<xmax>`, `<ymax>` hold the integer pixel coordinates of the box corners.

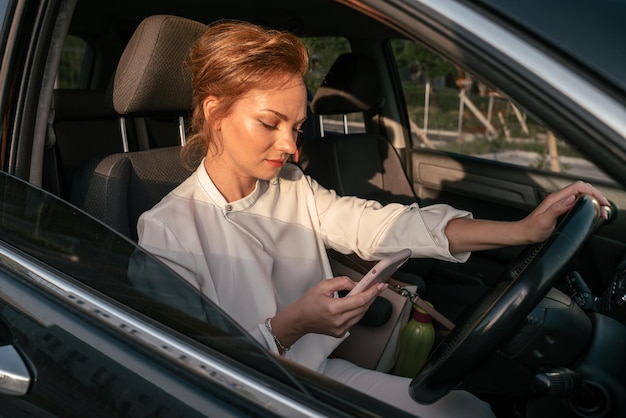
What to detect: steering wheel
<box><xmin>410</xmin><ymin>195</ymin><xmax>605</xmax><ymax>404</ymax></box>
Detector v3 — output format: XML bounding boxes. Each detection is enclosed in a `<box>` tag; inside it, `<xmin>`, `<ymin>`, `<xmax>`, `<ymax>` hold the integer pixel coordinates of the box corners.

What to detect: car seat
<box><xmin>71</xmin><ymin>15</ymin><xmax>207</xmax><ymax>240</ymax></box>
<box><xmin>299</xmin><ymin>52</ymin><xmax>437</xmax><ymax>282</ymax></box>
<box><xmin>48</xmin><ymin>88</ymin><xmax>125</xmax><ymax>198</ymax></box>
<box><xmin>70</xmin><ymin>15</ymin><xmax>397</xmax><ymax>330</ymax></box>
<box><xmin>299</xmin><ymin>53</ymin><xmax>488</xmax><ymax>318</ymax></box>
<box><xmin>299</xmin><ymin>52</ymin><xmax>419</xmax><ymax>206</ymax></box>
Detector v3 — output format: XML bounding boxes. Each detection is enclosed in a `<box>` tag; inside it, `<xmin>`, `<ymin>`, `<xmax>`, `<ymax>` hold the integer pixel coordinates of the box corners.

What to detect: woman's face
<box><xmin>206</xmin><ymin>74</ymin><xmax>307</xmax><ymax>182</ymax></box>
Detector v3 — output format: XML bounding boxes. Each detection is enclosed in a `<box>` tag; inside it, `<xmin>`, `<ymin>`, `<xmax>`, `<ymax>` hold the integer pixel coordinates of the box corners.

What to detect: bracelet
<box><xmin>265</xmin><ymin>317</ymin><xmax>290</xmax><ymax>353</ymax></box>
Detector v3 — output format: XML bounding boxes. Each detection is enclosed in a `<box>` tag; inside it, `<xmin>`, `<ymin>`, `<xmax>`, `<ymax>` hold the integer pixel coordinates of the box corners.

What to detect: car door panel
<box><xmin>409</xmin><ymin>149</ymin><xmax>626</xmax><ymax>289</ymax></box>
<box><xmin>0</xmin><ymin>268</ymin><xmax>259</xmax><ymax>418</ymax></box>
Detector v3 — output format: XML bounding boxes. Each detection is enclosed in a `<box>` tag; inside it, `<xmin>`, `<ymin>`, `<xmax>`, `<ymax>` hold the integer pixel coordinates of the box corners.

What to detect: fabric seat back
<box><xmin>71</xmin><ymin>15</ymin><xmax>207</xmax><ymax>240</ymax></box>
<box><xmin>50</xmin><ymin>88</ymin><xmax>124</xmax><ymax>197</ymax></box>
<box><xmin>299</xmin><ymin>52</ymin><xmax>418</xmax><ymax>205</ymax></box>
<box><xmin>71</xmin><ymin>147</ymin><xmax>193</xmax><ymax>240</ymax></box>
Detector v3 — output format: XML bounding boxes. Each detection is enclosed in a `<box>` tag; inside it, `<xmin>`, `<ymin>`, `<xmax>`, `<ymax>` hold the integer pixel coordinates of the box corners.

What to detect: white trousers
<box><xmin>323</xmin><ymin>358</ymin><xmax>496</xmax><ymax>418</ymax></box>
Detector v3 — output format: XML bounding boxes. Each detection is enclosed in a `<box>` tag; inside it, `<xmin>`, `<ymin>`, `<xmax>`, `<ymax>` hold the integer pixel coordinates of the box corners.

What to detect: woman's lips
<box><xmin>266</xmin><ymin>159</ymin><xmax>285</xmax><ymax>168</ymax></box>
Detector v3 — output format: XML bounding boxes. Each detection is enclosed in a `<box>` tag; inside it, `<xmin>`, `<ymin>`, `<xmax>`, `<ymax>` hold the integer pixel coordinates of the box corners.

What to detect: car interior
<box><xmin>299</xmin><ymin>51</ymin><xmax>421</xmax><ymax>206</ymax></box>
<box><xmin>9</xmin><ymin>0</ymin><xmax>626</xmax><ymax>415</ymax></box>
<box><xmin>63</xmin><ymin>10</ymin><xmax>481</xmax><ymax>343</ymax></box>
<box><xmin>68</xmin><ymin>14</ymin><xmax>204</xmax><ymax>240</ymax></box>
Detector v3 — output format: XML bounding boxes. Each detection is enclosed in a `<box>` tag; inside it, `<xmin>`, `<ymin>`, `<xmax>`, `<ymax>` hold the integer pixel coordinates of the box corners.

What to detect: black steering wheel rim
<box><xmin>410</xmin><ymin>195</ymin><xmax>603</xmax><ymax>404</ymax></box>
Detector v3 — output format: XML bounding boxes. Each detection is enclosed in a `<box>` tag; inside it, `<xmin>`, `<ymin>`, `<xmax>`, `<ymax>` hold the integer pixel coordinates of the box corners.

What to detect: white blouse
<box><xmin>136</xmin><ymin>162</ymin><xmax>471</xmax><ymax>372</ymax></box>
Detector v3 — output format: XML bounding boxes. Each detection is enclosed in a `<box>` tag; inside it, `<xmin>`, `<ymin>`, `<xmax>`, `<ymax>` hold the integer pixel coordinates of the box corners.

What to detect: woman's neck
<box><xmin>203</xmin><ymin>158</ymin><xmax>256</xmax><ymax>203</ymax></box>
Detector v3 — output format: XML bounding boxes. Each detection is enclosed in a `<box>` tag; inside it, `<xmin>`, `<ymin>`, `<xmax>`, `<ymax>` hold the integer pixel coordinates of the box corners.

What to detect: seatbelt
<box><xmin>327</xmin><ymin>249</ymin><xmax>456</xmax><ymax>330</ymax></box>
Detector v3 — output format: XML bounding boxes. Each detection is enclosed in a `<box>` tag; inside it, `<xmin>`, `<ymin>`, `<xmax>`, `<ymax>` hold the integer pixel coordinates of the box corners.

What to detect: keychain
<box><xmin>387</xmin><ymin>280</ymin><xmax>455</xmax><ymax>331</ymax></box>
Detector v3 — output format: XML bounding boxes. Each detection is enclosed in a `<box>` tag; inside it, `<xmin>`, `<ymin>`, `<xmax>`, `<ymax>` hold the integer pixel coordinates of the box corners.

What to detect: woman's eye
<box><xmin>260</xmin><ymin>121</ymin><xmax>278</xmax><ymax>130</ymax></box>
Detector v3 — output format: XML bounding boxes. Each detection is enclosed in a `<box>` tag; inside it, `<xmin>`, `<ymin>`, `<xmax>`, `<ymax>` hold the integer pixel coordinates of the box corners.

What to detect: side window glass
<box><xmin>0</xmin><ymin>0</ymin><xmax>9</xmax><ymax>40</ymax></box>
<box><xmin>0</xmin><ymin>171</ymin><xmax>299</xmax><ymax>388</ymax></box>
<box><xmin>56</xmin><ymin>35</ymin><xmax>87</xmax><ymax>88</ymax></box>
<box><xmin>300</xmin><ymin>37</ymin><xmax>365</xmax><ymax>136</ymax></box>
<box><xmin>391</xmin><ymin>39</ymin><xmax>610</xmax><ymax>183</ymax></box>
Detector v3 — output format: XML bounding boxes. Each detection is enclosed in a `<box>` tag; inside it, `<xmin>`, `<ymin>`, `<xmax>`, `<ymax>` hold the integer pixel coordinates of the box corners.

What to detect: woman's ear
<box><xmin>202</xmin><ymin>96</ymin><xmax>221</xmax><ymax>130</ymax></box>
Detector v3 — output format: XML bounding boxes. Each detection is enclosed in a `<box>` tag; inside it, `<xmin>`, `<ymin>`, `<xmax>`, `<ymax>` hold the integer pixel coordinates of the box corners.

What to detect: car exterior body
<box><xmin>0</xmin><ymin>0</ymin><xmax>625</xmax><ymax>417</ymax></box>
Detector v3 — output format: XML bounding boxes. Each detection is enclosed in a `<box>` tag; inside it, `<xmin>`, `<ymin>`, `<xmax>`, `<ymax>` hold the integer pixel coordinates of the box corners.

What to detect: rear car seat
<box><xmin>48</xmin><ymin>88</ymin><xmax>125</xmax><ymax>198</ymax></box>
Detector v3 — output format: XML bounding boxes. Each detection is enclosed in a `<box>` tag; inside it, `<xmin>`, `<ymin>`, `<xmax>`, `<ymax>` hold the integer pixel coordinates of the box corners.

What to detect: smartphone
<box><xmin>347</xmin><ymin>248</ymin><xmax>411</xmax><ymax>296</ymax></box>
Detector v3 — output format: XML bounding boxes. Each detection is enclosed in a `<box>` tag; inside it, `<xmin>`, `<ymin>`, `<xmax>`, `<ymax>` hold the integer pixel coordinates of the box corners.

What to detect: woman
<box><xmin>137</xmin><ymin>20</ymin><xmax>609</xmax><ymax>417</ymax></box>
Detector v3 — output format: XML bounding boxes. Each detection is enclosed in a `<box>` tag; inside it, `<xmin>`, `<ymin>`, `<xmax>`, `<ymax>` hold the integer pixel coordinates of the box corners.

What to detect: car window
<box><xmin>56</xmin><ymin>35</ymin><xmax>87</xmax><ymax>88</ymax></box>
<box><xmin>391</xmin><ymin>39</ymin><xmax>613</xmax><ymax>184</ymax></box>
<box><xmin>301</xmin><ymin>37</ymin><xmax>350</xmax><ymax>96</ymax></box>
<box><xmin>0</xmin><ymin>171</ymin><xmax>300</xmax><ymax>389</ymax></box>
<box><xmin>0</xmin><ymin>0</ymin><xmax>9</xmax><ymax>36</ymax></box>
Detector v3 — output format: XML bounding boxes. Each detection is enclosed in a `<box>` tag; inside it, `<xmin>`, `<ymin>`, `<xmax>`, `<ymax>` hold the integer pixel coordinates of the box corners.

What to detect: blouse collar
<box><xmin>196</xmin><ymin>159</ymin><xmax>269</xmax><ymax>212</ymax></box>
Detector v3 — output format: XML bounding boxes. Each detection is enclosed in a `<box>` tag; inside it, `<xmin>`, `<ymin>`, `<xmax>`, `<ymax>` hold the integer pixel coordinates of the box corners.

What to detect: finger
<box><xmin>322</xmin><ymin>276</ymin><xmax>357</xmax><ymax>293</ymax></box>
<box><xmin>545</xmin><ymin>181</ymin><xmax>610</xmax><ymax>218</ymax></box>
<box><xmin>559</xmin><ymin>194</ymin><xmax>577</xmax><ymax>211</ymax></box>
<box><xmin>571</xmin><ymin>181</ymin><xmax>609</xmax><ymax>205</ymax></box>
<box><xmin>341</xmin><ymin>282</ymin><xmax>387</xmax><ymax>308</ymax></box>
<box><xmin>565</xmin><ymin>181</ymin><xmax>610</xmax><ymax>218</ymax></box>
<box><xmin>579</xmin><ymin>184</ymin><xmax>611</xmax><ymax>219</ymax></box>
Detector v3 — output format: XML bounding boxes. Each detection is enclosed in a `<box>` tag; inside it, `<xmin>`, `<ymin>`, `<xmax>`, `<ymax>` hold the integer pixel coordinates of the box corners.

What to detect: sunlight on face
<box><xmin>205</xmin><ymin>74</ymin><xmax>308</xmax><ymax>197</ymax></box>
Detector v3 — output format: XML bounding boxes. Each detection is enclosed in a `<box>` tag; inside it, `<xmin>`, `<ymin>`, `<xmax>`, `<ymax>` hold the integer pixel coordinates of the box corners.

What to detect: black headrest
<box><xmin>310</xmin><ymin>53</ymin><xmax>384</xmax><ymax>115</ymax></box>
<box><xmin>112</xmin><ymin>15</ymin><xmax>207</xmax><ymax>116</ymax></box>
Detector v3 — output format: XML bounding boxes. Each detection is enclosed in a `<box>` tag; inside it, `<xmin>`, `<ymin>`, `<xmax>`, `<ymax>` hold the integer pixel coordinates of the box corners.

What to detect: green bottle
<box><xmin>392</xmin><ymin>303</ymin><xmax>435</xmax><ymax>378</ymax></box>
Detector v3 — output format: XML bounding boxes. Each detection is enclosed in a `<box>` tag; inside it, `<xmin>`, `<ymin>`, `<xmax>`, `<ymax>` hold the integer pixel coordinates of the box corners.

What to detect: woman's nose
<box><xmin>276</xmin><ymin>130</ymin><xmax>298</xmax><ymax>154</ymax></box>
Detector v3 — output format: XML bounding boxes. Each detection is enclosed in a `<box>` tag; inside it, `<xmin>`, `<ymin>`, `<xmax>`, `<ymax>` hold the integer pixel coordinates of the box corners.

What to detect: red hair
<box><xmin>182</xmin><ymin>20</ymin><xmax>309</xmax><ymax>167</ymax></box>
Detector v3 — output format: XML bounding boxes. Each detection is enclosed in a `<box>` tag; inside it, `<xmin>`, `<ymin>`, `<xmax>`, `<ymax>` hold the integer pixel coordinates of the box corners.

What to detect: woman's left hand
<box><xmin>520</xmin><ymin>180</ymin><xmax>610</xmax><ymax>244</ymax></box>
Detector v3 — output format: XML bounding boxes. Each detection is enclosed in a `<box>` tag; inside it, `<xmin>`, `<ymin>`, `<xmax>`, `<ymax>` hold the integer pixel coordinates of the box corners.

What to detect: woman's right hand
<box><xmin>269</xmin><ymin>276</ymin><xmax>387</xmax><ymax>348</ymax></box>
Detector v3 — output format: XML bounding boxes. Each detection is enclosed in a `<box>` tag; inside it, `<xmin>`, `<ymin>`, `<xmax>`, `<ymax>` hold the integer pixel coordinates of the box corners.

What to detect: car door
<box><xmin>0</xmin><ymin>172</ymin><xmax>309</xmax><ymax>417</ymax></box>
<box><xmin>362</xmin><ymin>0</ymin><xmax>626</xmax><ymax>292</ymax></box>
<box><xmin>0</xmin><ymin>169</ymin><xmax>416</xmax><ymax>418</ymax></box>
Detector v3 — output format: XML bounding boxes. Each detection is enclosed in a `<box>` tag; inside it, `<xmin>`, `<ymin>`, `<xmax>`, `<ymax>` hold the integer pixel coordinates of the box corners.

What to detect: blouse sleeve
<box><xmin>307</xmin><ymin>178</ymin><xmax>473</xmax><ymax>262</ymax></box>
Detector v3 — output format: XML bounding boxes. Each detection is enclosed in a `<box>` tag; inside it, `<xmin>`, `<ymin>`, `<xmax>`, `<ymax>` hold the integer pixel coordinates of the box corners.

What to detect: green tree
<box><xmin>300</xmin><ymin>37</ymin><xmax>350</xmax><ymax>93</ymax></box>
<box><xmin>391</xmin><ymin>40</ymin><xmax>454</xmax><ymax>83</ymax></box>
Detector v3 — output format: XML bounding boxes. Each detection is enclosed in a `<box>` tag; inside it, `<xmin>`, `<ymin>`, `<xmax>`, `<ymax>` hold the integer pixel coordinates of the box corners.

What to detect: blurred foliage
<box><xmin>300</xmin><ymin>37</ymin><xmax>351</xmax><ymax>95</ymax></box>
<box><xmin>391</xmin><ymin>39</ymin><xmax>456</xmax><ymax>82</ymax></box>
<box><xmin>57</xmin><ymin>36</ymin><xmax>86</xmax><ymax>88</ymax></box>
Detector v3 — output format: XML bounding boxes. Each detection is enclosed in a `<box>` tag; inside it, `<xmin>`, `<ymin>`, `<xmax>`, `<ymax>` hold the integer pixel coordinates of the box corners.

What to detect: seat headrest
<box><xmin>310</xmin><ymin>53</ymin><xmax>384</xmax><ymax>115</ymax></box>
<box><xmin>113</xmin><ymin>15</ymin><xmax>207</xmax><ymax>116</ymax></box>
